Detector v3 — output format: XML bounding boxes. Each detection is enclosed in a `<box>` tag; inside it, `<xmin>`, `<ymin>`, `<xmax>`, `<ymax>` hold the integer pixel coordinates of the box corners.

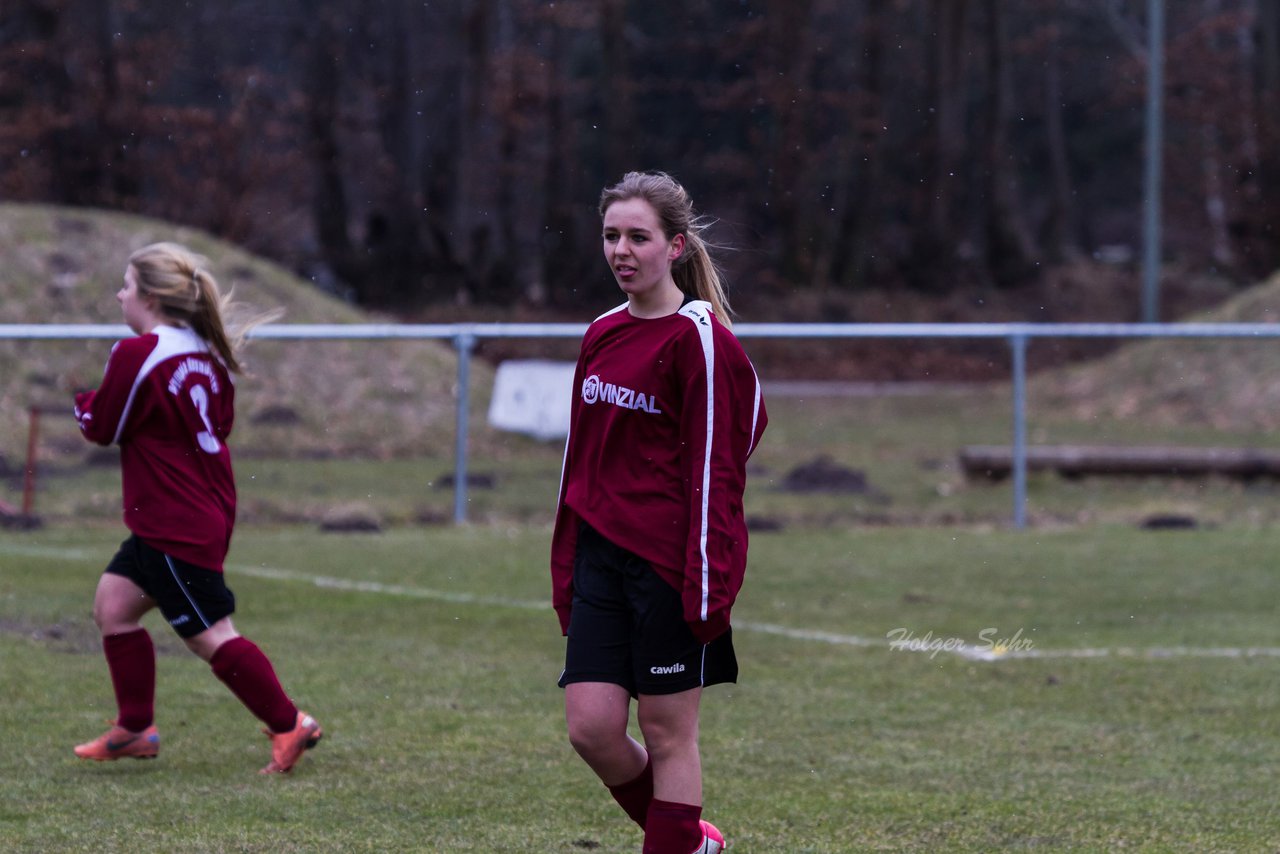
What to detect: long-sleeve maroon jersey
<box><xmin>551</xmin><ymin>300</ymin><xmax>767</xmax><ymax>644</ymax></box>
<box><xmin>74</xmin><ymin>325</ymin><xmax>237</xmax><ymax>572</ymax></box>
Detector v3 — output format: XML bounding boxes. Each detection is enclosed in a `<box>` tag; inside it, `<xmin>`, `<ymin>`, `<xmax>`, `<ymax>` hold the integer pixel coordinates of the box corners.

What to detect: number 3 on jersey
<box><xmin>189</xmin><ymin>384</ymin><xmax>223</xmax><ymax>454</ymax></box>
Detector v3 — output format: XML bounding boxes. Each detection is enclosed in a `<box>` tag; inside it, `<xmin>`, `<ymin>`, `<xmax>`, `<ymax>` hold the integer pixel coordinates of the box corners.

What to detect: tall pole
<box><xmin>23</xmin><ymin>407</ymin><xmax>40</xmax><ymax>517</ymax></box>
<box><xmin>1141</xmin><ymin>0</ymin><xmax>1165</xmax><ymax>323</ymax></box>
<box><xmin>453</xmin><ymin>331</ymin><xmax>475</xmax><ymax>524</ymax></box>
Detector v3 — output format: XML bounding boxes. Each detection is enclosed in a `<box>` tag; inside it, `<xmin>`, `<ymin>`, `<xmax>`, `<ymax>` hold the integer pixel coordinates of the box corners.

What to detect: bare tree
<box><xmin>1195</xmin><ymin>0</ymin><xmax>1236</xmax><ymax>270</ymax></box>
<box><xmin>1041</xmin><ymin>14</ymin><xmax>1084</xmax><ymax>263</ymax></box>
<box><xmin>980</xmin><ymin>0</ymin><xmax>1039</xmax><ymax>286</ymax></box>
<box><xmin>817</xmin><ymin>0</ymin><xmax>890</xmax><ymax>292</ymax></box>
<box><xmin>903</xmin><ymin>0</ymin><xmax>974</xmax><ymax>291</ymax></box>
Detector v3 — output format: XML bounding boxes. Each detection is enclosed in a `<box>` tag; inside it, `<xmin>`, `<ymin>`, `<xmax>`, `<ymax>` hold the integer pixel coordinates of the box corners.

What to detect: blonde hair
<box><xmin>127</xmin><ymin>242</ymin><xmax>280</xmax><ymax>374</ymax></box>
<box><xmin>599</xmin><ymin>171</ymin><xmax>734</xmax><ymax>328</ymax></box>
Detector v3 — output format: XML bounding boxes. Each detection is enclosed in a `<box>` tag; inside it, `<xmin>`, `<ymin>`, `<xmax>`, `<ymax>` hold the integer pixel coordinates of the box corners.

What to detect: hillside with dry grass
<box><xmin>0</xmin><ymin>203</ymin><xmax>489</xmax><ymax>467</ymax></box>
<box><xmin>5</xmin><ymin>200</ymin><xmax>1280</xmax><ymax>477</ymax></box>
<box><xmin>1035</xmin><ymin>270</ymin><xmax>1280</xmax><ymax>431</ymax></box>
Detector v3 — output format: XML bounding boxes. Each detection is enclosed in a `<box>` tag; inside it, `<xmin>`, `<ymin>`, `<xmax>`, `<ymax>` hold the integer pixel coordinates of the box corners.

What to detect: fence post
<box><xmin>1010</xmin><ymin>332</ymin><xmax>1028</xmax><ymax>529</ymax></box>
<box><xmin>453</xmin><ymin>331</ymin><xmax>476</xmax><ymax>524</ymax></box>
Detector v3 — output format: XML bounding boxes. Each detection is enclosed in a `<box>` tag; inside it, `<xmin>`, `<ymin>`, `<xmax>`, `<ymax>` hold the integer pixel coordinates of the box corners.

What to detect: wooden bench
<box><xmin>959</xmin><ymin>445</ymin><xmax>1280</xmax><ymax>481</ymax></box>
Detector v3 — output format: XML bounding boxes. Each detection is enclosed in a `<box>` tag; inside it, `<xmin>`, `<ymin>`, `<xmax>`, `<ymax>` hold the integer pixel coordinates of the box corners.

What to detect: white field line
<box><xmin>950</xmin><ymin>643</ymin><xmax>1280</xmax><ymax>661</ymax></box>
<box><xmin>734</xmin><ymin>621</ymin><xmax>883</xmax><ymax>648</ymax></box>
<box><xmin>736</xmin><ymin>620</ymin><xmax>1280</xmax><ymax>661</ymax></box>
<box><xmin>232</xmin><ymin>564</ymin><xmax>548</xmax><ymax>611</ymax></box>
<box><xmin>227</xmin><ymin>566</ymin><xmax>1280</xmax><ymax>663</ymax></box>
<box><xmin>7</xmin><ymin>541</ymin><xmax>1280</xmax><ymax>662</ymax></box>
<box><xmin>0</xmin><ymin>543</ymin><xmax>99</xmax><ymax>561</ymax></box>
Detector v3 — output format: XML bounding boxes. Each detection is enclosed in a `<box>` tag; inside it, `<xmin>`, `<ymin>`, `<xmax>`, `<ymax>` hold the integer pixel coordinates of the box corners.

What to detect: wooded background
<box><xmin>3</xmin><ymin>0</ymin><xmax>1278</xmax><ymax>312</ymax></box>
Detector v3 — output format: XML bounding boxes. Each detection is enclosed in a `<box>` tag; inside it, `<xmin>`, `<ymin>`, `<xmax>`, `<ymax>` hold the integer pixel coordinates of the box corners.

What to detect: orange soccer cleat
<box><xmin>74</xmin><ymin>723</ymin><xmax>160</xmax><ymax>761</ymax></box>
<box><xmin>259</xmin><ymin>711</ymin><xmax>322</xmax><ymax>774</ymax></box>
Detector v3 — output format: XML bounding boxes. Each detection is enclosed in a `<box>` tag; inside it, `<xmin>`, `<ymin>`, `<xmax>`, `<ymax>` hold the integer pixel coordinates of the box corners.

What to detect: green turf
<box><xmin>2</xmin><ymin>523</ymin><xmax>1278</xmax><ymax>852</ymax></box>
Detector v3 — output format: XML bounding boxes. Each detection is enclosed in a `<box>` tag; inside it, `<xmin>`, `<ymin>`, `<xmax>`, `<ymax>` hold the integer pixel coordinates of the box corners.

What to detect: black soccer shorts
<box><xmin>104</xmin><ymin>535</ymin><xmax>237</xmax><ymax>639</ymax></box>
<box><xmin>558</xmin><ymin>523</ymin><xmax>737</xmax><ymax>697</ymax></box>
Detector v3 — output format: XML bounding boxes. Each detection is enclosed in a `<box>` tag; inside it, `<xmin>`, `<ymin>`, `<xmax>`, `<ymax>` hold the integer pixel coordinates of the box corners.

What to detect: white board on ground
<box><xmin>486</xmin><ymin>360</ymin><xmax>575</xmax><ymax>441</ymax></box>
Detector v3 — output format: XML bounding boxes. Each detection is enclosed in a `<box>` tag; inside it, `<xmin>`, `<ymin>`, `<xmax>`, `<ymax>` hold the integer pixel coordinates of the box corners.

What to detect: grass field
<box><xmin>8</xmin><ymin>324</ymin><xmax>1280</xmax><ymax>851</ymax></box>
<box><xmin>3</xmin><ymin>521</ymin><xmax>1279</xmax><ymax>853</ymax></box>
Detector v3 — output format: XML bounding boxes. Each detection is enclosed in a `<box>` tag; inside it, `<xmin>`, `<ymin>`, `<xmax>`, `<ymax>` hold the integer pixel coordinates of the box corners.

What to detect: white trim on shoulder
<box><xmin>592</xmin><ymin>301</ymin><xmax>631</xmax><ymax>323</ymax></box>
<box><xmin>110</xmin><ymin>326</ymin><xmax>209</xmax><ymax>445</ymax></box>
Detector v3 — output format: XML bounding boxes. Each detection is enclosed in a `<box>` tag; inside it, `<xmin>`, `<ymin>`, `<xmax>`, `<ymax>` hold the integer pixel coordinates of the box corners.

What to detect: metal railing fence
<box><xmin>5</xmin><ymin>321</ymin><xmax>1280</xmax><ymax>527</ymax></box>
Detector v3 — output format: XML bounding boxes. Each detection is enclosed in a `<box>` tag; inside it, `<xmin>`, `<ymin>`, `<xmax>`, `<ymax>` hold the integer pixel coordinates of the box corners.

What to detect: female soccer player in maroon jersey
<box><xmin>72</xmin><ymin>242</ymin><xmax>321</xmax><ymax>774</ymax></box>
<box><xmin>551</xmin><ymin>173</ymin><xmax>767</xmax><ymax>853</ymax></box>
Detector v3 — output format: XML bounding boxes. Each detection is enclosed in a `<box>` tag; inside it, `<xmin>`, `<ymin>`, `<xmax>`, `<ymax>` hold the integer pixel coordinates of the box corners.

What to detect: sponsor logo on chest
<box><xmin>582</xmin><ymin>374</ymin><xmax>662</xmax><ymax>414</ymax></box>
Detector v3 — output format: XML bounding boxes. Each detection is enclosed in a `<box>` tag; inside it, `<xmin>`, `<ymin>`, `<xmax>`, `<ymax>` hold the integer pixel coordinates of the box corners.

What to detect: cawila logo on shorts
<box><xmin>650</xmin><ymin>662</ymin><xmax>687</xmax><ymax>675</ymax></box>
<box><xmin>582</xmin><ymin>375</ymin><xmax>662</xmax><ymax>414</ymax></box>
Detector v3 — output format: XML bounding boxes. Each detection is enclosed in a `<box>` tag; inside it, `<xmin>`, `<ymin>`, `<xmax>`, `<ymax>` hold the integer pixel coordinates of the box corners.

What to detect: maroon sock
<box><xmin>643</xmin><ymin>799</ymin><xmax>703</xmax><ymax>854</ymax></box>
<box><xmin>102</xmin><ymin>628</ymin><xmax>155</xmax><ymax>732</ymax></box>
<box><xmin>607</xmin><ymin>757</ymin><xmax>653</xmax><ymax>828</ymax></box>
<box><xmin>209</xmin><ymin>637</ymin><xmax>298</xmax><ymax>733</ymax></box>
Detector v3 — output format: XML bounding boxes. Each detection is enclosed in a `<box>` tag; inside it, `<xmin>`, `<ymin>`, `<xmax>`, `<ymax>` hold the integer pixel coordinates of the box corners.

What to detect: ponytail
<box><xmin>672</xmin><ymin>225</ymin><xmax>734</xmax><ymax>329</ymax></box>
<box><xmin>127</xmin><ymin>242</ymin><xmax>281</xmax><ymax>374</ymax></box>
<box><xmin>188</xmin><ymin>268</ymin><xmax>246</xmax><ymax>373</ymax></box>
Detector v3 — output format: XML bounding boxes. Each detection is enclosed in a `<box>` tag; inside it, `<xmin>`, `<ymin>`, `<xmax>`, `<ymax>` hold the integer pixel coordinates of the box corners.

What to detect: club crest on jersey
<box><xmin>582</xmin><ymin>374</ymin><xmax>662</xmax><ymax>414</ymax></box>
